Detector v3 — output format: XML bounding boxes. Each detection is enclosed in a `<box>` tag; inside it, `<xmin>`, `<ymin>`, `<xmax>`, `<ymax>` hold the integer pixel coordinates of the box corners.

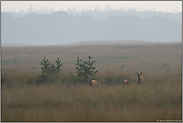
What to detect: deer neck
<box><xmin>138</xmin><ymin>76</ymin><xmax>141</xmax><ymax>84</ymax></box>
<box><xmin>90</xmin><ymin>80</ymin><xmax>92</xmax><ymax>86</ymax></box>
<box><xmin>121</xmin><ymin>76</ymin><xmax>124</xmax><ymax>85</ymax></box>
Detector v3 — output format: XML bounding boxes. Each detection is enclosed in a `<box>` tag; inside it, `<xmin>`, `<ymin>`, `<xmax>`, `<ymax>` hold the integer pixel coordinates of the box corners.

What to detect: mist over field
<box><xmin>1</xmin><ymin>10</ymin><xmax>182</xmax><ymax>46</ymax></box>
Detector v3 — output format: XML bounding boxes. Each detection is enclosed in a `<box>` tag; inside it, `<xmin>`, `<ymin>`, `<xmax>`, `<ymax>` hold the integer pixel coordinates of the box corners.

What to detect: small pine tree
<box><xmin>40</xmin><ymin>57</ymin><xmax>63</xmax><ymax>74</ymax></box>
<box><xmin>55</xmin><ymin>58</ymin><xmax>63</xmax><ymax>73</ymax></box>
<box><xmin>40</xmin><ymin>57</ymin><xmax>51</xmax><ymax>74</ymax></box>
<box><xmin>75</xmin><ymin>56</ymin><xmax>98</xmax><ymax>79</ymax></box>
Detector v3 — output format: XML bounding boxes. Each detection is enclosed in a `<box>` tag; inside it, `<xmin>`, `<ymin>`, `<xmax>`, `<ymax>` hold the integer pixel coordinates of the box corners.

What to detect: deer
<box><xmin>120</xmin><ymin>65</ymin><xmax>129</xmax><ymax>86</ymax></box>
<box><xmin>86</xmin><ymin>74</ymin><xmax>98</xmax><ymax>87</ymax></box>
<box><xmin>136</xmin><ymin>72</ymin><xmax>144</xmax><ymax>84</ymax></box>
<box><xmin>121</xmin><ymin>76</ymin><xmax>129</xmax><ymax>86</ymax></box>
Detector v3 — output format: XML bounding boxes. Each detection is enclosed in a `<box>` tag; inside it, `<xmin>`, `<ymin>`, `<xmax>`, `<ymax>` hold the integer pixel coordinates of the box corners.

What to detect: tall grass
<box><xmin>2</xmin><ymin>82</ymin><xmax>181</xmax><ymax>121</ymax></box>
<box><xmin>1</xmin><ymin>42</ymin><xmax>182</xmax><ymax>121</ymax></box>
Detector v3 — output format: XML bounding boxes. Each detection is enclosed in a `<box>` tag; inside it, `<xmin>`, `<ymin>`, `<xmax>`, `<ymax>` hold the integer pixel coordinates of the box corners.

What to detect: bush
<box><xmin>75</xmin><ymin>56</ymin><xmax>98</xmax><ymax>79</ymax></box>
<box><xmin>40</xmin><ymin>57</ymin><xmax>63</xmax><ymax>74</ymax></box>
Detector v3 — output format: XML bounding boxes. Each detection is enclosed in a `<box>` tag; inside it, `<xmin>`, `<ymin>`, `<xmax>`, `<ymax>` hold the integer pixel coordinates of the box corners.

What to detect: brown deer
<box><xmin>136</xmin><ymin>72</ymin><xmax>144</xmax><ymax>84</ymax></box>
<box><xmin>87</xmin><ymin>74</ymin><xmax>98</xmax><ymax>87</ymax></box>
<box><xmin>121</xmin><ymin>76</ymin><xmax>129</xmax><ymax>86</ymax></box>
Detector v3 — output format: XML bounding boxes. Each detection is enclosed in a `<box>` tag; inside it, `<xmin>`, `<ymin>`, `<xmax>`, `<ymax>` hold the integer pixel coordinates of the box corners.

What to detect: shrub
<box><xmin>40</xmin><ymin>57</ymin><xmax>63</xmax><ymax>74</ymax></box>
<box><xmin>75</xmin><ymin>56</ymin><xmax>98</xmax><ymax>79</ymax></box>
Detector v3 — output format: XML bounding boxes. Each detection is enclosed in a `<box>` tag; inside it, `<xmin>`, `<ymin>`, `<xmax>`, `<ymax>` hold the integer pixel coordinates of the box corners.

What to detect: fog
<box><xmin>1</xmin><ymin>10</ymin><xmax>182</xmax><ymax>46</ymax></box>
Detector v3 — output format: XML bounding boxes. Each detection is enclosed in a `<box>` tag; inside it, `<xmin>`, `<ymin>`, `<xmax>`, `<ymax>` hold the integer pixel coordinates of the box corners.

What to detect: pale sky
<box><xmin>1</xmin><ymin>1</ymin><xmax>182</xmax><ymax>13</ymax></box>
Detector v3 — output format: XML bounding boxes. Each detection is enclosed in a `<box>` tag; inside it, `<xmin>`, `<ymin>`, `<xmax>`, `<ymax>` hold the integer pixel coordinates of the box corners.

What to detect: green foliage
<box><xmin>75</xmin><ymin>56</ymin><xmax>98</xmax><ymax>78</ymax></box>
<box><xmin>40</xmin><ymin>57</ymin><xmax>51</xmax><ymax>74</ymax></box>
<box><xmin>40</xmin><ymin>57</ymin><xmax>63</xmax><ymax>74</ymax></box>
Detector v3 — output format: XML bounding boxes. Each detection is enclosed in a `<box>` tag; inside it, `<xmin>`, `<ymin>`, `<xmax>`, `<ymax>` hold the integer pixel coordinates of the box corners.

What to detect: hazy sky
<box><xmin>1</xmin><ymin>1</ymin><xmax>182</xmax><ymax>13</ymax></box>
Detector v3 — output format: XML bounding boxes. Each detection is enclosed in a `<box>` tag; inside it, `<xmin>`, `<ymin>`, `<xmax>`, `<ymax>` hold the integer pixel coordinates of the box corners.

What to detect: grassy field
<box><xmin>1</xmin><ymin>42</ymin><xmax>182</xmax><ymax>121</ymax></box>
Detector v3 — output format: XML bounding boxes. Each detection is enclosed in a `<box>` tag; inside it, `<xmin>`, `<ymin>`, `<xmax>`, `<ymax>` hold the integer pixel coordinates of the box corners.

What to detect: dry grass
<box><xmin>1</xmin><ymin>42</ymin><xmax>182</xmax><ymax>121</ymax></box>
<box><xmin>1</xmin><ymin>82</ymin><xmax>182</xmax><ymax>121</ymax></box>
<box><xmin>2</xmin><ymin>106</ymin><xmax>181</xmax><ymax>122</ymax></box>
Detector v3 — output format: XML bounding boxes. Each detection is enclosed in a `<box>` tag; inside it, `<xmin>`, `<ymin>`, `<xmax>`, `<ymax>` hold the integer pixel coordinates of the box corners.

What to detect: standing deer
<box><xmin>121</xmin><ymin>76</ymin><xmax>129</xmax><ymax>86</ymax></box>
<box><xmin>120</xmin><ymin>65</ymin><xmax>129</xmax><ymax>86</ymax></box>
<box><xmin>136</xmin><ymin>72</ymin><xmax>144</xmax><ymax>84</ymax></box>
<box><xmin>87</xmin><ymin>74</ymin><xmax>98</xmax><ymax>87</ymax></box>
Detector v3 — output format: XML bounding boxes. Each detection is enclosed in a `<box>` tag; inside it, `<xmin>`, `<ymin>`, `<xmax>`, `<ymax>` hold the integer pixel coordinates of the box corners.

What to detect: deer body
<box><xmin>123</xmin><ymin>79</ymin><xmax>129</xmax><ymax>86</ymax></box>
<box><xmin>121</xmin><ymin>76</ymin><xmax>129</xmax><ymax>86</ymax></box>
<box><xmin>91</xmin><ymin>80</ymin><xmax>98</xmax><ymax>86</ymax></box>
<box><xmin>140</xmin><ymin>76</ymin><xmax>144</xmax><ymax>83</ymax></box>
<box><xmin>87</xmin><ymin>74</ymin><xmax>98</xmax><ymax>87</ymax></box>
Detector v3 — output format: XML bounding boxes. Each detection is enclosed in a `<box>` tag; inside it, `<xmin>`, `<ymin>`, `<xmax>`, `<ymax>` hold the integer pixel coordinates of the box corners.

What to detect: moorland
<box><xmin>1</xmin><ymin>42</ymin><xmax>182</xmax><ymax>121</ymax></box>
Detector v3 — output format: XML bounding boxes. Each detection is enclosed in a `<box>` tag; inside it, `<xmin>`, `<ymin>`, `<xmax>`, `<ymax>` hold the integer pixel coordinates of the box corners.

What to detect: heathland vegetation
<box><xmin>1</xmin><ymin>42</ymin><xmax>182</xmax><ymax>121</ymax></box>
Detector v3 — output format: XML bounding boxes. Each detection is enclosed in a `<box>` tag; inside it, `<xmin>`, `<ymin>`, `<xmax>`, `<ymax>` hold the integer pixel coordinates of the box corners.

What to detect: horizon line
<box><xmin>2</xmin><ymin>9</ymin><xmax>182</xmax><ymax>14</ymax></box>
